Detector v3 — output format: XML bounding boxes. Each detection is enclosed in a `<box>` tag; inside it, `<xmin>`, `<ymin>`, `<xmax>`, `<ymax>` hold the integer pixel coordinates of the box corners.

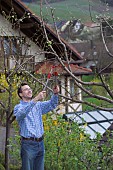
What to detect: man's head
<box><xmin>18</xmin><ymin>82</ymin><xmax>32</xmax><ymax>101</ymax></box>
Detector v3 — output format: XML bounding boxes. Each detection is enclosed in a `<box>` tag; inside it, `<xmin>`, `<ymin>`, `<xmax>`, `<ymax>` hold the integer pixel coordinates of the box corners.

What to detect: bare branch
<box><xmin>0</xmin><ymin>101</ymin><xmax>6</xmax><ymax>110</ymax></box>
<box><xmin>100</xmin><ymin>21</ymin><xmax>113</xmax><ymax>58</ymax></box>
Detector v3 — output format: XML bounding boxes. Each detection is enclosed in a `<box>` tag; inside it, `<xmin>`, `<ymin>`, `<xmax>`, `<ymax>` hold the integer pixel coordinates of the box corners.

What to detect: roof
<box><xmin>72</xmin><ymin>40</ymin><xmax>113</xmax><ymax>72</ymax></box>
<box><xmin>84</xmin><ymin>22</ymin><xmax>100</xmax><ymax>28</ymax></box>
<box><xmin>35</xmin><ymin>60</ymin><xmax>92</xmax><ymax>75</ymax></box>
<box><xmin>63</xmin><ymin>110</ymin><xmax>113</xmax><ymax>139</ymax></box>
<box><xmin>0</xmin><ymin>0</ymin><xmax>83</xmax><ymax>62</ymax></box>
<box><xmin>53</xmin><ymin>20</ymin><xmax>67</xmax><ymax>30</ymax></box>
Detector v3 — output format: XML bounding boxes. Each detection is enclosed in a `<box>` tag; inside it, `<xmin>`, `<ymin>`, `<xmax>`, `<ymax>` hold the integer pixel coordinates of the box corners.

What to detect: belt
<box><xmin>21</xmin><ymin>135</ymin><xmax>44</xmax><ymax>142</ymax></box>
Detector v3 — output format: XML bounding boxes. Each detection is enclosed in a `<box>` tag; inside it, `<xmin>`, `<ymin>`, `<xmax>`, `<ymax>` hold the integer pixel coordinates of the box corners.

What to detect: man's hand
<box><xmin>33</xmin><ymin>91</ymin><xmax>46</xmax><ymax>102</ymax></box>
<box><xmin>53</xmin><ymin>85</ymin><xmax>60</xmax><ymax>94</ymax></box>
<box><xmin>33</xmin><ymin>86</ymin><xmax>59</xmax><ymax>102</ymax></box>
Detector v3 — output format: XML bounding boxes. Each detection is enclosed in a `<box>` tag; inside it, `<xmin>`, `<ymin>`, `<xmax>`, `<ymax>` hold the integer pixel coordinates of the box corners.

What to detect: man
<box><xmin>14</xmin><ymin>82</ymin><xmax>59</xmax><ymax>170</ymax></box>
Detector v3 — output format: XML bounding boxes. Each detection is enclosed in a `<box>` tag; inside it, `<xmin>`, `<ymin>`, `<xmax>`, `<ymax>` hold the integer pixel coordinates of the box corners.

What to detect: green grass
<box><xmin>82</xmin><ymin>96</ymin><xmax>113</xmax><ymax>111</ymax></box>
<box><xmin>25</xmin><ymin>0</ymin><xmax>113</xmax><ymax>23</ymax></box>
<box><xmin>82</xmin><ymin>75</ymin><xmax>113</xmax><ymax>111</ymax></box>
<box><xmin>82</xmin><ymin>75</ymin><xmax>95</xmax><ymax>82</ymax></box>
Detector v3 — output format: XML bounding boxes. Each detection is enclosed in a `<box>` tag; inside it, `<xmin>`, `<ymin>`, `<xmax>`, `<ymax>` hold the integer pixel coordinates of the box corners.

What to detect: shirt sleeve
<box><xmin>14</xmin><ymin>101</ymin><xmax>35</xmax><ymax>121</ymax></box>
<box><xmin>37</xmin><ymin>94</ymin><xmax>59</xmax><ymax>115</ymax></box>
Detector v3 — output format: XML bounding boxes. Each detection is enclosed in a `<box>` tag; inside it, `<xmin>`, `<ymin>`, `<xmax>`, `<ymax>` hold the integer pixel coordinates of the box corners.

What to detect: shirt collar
<box><xmin>20</xmin><ymin>100</ymin><xmax>31</xmax><ymax>104</ymax></box>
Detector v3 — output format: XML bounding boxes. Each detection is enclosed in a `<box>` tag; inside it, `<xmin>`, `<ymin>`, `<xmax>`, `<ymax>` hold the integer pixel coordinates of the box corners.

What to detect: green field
<box><xmin>25</xmin><ymin>0</ymin><xmax>113</xmax><ymax>23</ymax></box>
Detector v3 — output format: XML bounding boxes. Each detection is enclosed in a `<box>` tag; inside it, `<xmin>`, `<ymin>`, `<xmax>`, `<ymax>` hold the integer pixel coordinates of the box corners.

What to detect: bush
<box><xmin>8</xmin><ymin>114</ymin><xmax>113</xmax><ymax>170</ymax></box>
<box><xmin>0</xmin><ymin>164</ymin><xmax>5</xmax><ymax>170</ymax></box>
<box><xmin>44</xmin><ymin>115</ymin><xmax>96</xmax><ymax>169</ymax></box>
<box><xmin>9</xmin><ymin>164</ymin><xmax>21</xmax><ymax>170</ymax></box>
<box><xmin>0</xmin><ymin>152</ymin><xmax>5</xmax><ymax>165</ymax></box>
<box><xmin>43</xmin><ymin>114</ymin><xmax>113</xmax><ymax>170</ymax></box>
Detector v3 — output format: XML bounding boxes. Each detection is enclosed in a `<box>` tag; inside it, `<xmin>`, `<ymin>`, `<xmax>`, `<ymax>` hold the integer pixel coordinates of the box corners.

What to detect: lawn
<box><xmin>25</xmin><ymin>0</ymin><xmax>113</xmax><ymax>23</ymax></box>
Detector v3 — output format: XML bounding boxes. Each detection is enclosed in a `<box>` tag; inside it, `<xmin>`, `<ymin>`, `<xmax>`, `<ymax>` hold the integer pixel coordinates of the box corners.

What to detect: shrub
<box><xmin>0</xmin><ymin>152</ymin><xmax>5</xmax><ymax>165</ymax></box>
<box><xmin>0</xmin><ymin>164</ymin><xmax>5</xmax><ymax>170</ymax></box>
<box><xmin>9</xmin><ymin>164</ymin><xmax>21</xmax><ymax>170</ymax></box>
<box><xmin>44</xmin><ymin>115</ymin><xmax>96</xmax><ymax>169</ymax></box>
<box><xmin>8</xmin><ymin>114</ymin><xmax>113</xmax><ymax>170</ymax></box>
<box><xmin>44</xmin><ymin>114</ymin><xmax>113</xmax><ymax>170</ymax></box>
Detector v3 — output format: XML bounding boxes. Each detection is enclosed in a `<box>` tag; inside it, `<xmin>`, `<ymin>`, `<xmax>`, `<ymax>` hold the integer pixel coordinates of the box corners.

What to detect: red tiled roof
<box><xmin>35</xmin><ymin>61</ymin><xmax>92</xmax><ymax>75</ymax></box>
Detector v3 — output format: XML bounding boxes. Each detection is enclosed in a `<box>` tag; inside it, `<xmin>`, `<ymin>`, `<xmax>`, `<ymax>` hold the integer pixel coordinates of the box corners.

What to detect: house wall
<box><xmin>0</xmin><ymin>14</ymin><xmax>45</xmax><ymax>67</ymax></box>
<box><xmin>67</xmin><ymin>76</ymin><xmax>82</xmax><ymax>112</ymax></box>
<box><xmin>59</xmin><ymin>76</ymin><xmax>67</xmax><ymax>114</ymax></box>
<box><xmin>58</xmin><ymin>76</ymin><xmax>82</xmax><ymax>114</ymax></box>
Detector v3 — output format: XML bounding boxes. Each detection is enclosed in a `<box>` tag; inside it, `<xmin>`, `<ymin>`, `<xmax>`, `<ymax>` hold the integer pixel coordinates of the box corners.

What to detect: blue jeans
<box><xmin>21</xmin><ymin>139</ymin><xmax>45</xmax><ymax>170</ymax></box>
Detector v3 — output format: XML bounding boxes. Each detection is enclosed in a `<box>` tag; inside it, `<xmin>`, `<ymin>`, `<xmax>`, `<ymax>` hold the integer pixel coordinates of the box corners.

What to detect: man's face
<box><xmin>20</xmin><ymin>85</ymin><xmax>32</xmax><ymax>100</ymax></box>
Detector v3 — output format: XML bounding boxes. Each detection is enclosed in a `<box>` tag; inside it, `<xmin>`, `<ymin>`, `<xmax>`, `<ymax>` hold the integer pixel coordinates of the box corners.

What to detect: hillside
<box><xmin>25</xmin><ymin>0</ymin><xmax>113</xmax><ymax>23</ymax></box>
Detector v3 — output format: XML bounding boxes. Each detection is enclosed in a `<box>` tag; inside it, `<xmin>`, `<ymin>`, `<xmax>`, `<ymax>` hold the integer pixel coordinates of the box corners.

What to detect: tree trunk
<box><xmin>5</xmin><ymin>111</ymin><xmax>10</xmax><ymax>170</ymax></box>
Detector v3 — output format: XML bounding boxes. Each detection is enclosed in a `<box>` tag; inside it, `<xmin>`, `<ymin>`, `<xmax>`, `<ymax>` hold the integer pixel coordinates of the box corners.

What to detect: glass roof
<box><xmin>64</xmin><ymin>110</ymin><xmax>113</xmax><ymax>139</ymax></box>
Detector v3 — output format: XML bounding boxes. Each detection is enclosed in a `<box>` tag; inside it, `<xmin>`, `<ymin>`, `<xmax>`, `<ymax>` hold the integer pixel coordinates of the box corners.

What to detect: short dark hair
<box><xmin>17</xmin><ymin>82</ymin><xmax>28</xmax><ymax>99</ymax></box>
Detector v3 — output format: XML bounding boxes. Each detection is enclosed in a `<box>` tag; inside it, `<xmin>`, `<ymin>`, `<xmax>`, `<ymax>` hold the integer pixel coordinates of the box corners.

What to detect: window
<box><xmin>0</xmin><ymin>37</ymin><xmax>3</xmax><ymax>55</ymax></box>
<box><xmin>103</xmin><ymin>25</ymin><xmax>113</xmax><ymax>37</ymax></box>
<box><xmin>0</xmin><ymin>36</ymin><xmax>22</xmax><ymax>56</ymax></box>
<box><xmin>3</xmin><ymin>37</ymin><xmax>10</xmax><ymax>55</ymax></box>
<box><xmin>70</xmin><ymin>79</ymin><xmax>75</xmax><ymax>96</ymax></box>
<box><xmin>70</xmin><ymin>79</ymin><xmax>79</xmax><ymax>99</ymax></box>
<box><xmin>0</xmin><ymin>36</ymin><xmax>34</xmax><ymax>71</ymax></box>
<box><xmin>81</xmin><ymin>52</ymin><xmax>85</xmax><ymax>57</ymax></box>
<box><xmin>12</xmin><ymin>38</ymin><xmax>18</xmax><ymax>55</ymax></box>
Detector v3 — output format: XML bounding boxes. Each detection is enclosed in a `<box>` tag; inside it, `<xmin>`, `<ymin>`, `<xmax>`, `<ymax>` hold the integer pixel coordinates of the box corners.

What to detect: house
<box><xmin>56</xmin><ymin>20</ymin><xmax>100</xmax><ymax>42</ymax></box>
<box><xmin>52</xmin><ymin>19</ymin><xmax>84</xmax><ymax>41</ymax></box>
<box><xmin>0</xmin><ymin>1</ymin><xmax>84</xmax><ymax>71</ymax></box>
<box><xmin>57</xmin><ymin>19</ymin><xmax>113</xmax><ymax>73</ymax></box>
<box><xmin>71</xmin><ymin>39</ymin><xmax>113</xmax><ymax>73</ymax></box>
<box><xmin>0</xmin><ymin>0</ymin><xmax>92</xmax><ymax>113</ymax></box>
<box><xmin>100</xmin><ymin>0</ymin><xmax>113</xmax><ymax>6</ymax></box>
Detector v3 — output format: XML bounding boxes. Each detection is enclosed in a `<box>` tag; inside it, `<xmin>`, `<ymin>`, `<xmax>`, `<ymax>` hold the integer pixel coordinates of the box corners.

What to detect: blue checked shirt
<box><xmin>14</xmin><ymin>94</ymin><xmax>58</xmax><ymax>138</ymax></box>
